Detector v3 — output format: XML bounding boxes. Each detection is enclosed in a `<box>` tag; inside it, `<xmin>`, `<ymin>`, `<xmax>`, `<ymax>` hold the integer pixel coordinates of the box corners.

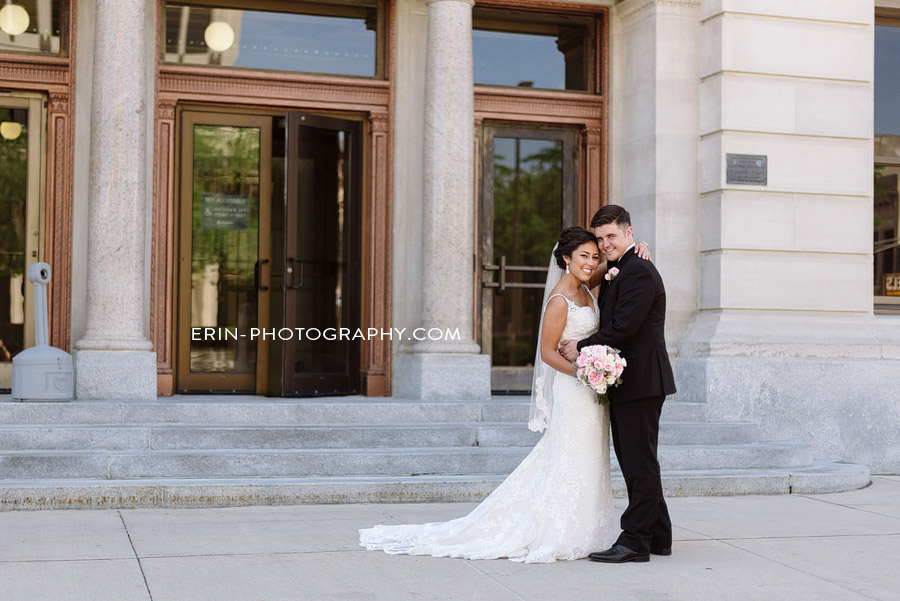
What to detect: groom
<box><xmin>560</xmin><ymin>204</ymin><xmax>676</xmax><ymax>563</ymax></box>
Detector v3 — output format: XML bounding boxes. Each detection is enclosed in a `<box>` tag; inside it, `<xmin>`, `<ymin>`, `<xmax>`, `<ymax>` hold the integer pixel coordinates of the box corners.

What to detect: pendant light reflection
<box><xmin>0</xmin><ymin>121</ymin><xmax>23</xmax><ymax>141</ymax></box>
<box><xmin>204</xmin><ymin>21</ymin><xmax>235</xmax><ymax>53</ymax></box>
<box><xmin>0</xmin><ymin>4</ymin><xmax>30</xmax><ymax>36</ymax></box>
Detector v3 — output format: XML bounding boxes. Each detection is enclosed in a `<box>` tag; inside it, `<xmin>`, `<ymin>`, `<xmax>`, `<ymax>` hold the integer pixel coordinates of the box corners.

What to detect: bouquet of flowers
<box><xmin>574</xmin><ymin>344</ymin><xmax>626</xmax><ymax>404</ymax></box>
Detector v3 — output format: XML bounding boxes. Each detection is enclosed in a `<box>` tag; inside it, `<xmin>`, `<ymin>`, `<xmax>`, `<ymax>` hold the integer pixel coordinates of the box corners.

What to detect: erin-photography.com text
<box><xmin>190</xmin><ymin>327</ymin><xmax>462</xmax><ymax>342</ymax></box>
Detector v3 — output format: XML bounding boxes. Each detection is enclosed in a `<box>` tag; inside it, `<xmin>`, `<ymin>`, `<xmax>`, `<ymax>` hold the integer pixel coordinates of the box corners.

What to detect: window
<box><xmin>162</xmin><ymin>1</ymin><xmax>382</xmax><ymax>78</ymax></box>
<box><xmin>472</xmin><ymin>7</ymin><xmax>597</xmax><ymax>92</ymax></box>
<box><xmin>875</xmin><ymin>17</ymin><xmax>900</xmax><ymax>311</ymax></box>
<box><xmin>0</xmin><ymin>0</ymin><xmax>67</xmax><ymax>56</ymax></box>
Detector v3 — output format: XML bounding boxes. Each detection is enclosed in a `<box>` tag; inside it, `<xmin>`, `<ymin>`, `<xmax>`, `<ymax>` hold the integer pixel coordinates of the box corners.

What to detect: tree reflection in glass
<box><xmin>491</xmin><ymin>138</ymin><xmax>563</xmax><ymax>368</ymax></box>
<box><xmin>0</xmin><ymin>107</ymin><xmax>27</xmax><ymax>363</ymax></box>
<box><xmin>189</xmin><ymin>125</ymin><xmax>260</xmax><ymax>373</ymax></box>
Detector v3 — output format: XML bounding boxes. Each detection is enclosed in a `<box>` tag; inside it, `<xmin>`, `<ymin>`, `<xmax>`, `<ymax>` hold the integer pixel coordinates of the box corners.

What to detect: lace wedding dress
<box><xmin>359</xmin><ymin>292</ymin><xmax>613</xmax><ymax>563</ymax></box>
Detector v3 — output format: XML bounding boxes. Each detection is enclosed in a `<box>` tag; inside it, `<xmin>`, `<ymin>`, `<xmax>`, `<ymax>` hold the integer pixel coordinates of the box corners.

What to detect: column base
<box><xmin>75</xmin><ymin>350</ymin><xmax>157</xmax><ymax>401</ymax></box>
<box><xmin>393</xmin><ymin>352</ymin><xmax>491</xmax><ymax>400</ymax></box>
<box><xmin>674</xmin><ymin>355</ymin><xmax>900</xmax><ymax>474</ymax></box>
<box><xmin>674</xmin><ymin>310</ymin><xmax>900</xmax><ymax>474</ymax></box>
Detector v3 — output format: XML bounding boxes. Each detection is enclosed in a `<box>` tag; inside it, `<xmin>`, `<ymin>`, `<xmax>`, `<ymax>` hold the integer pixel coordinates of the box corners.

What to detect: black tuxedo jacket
<box><xmin>577</xmin><ymin>247</ymin><xmax>676</xmax><ymax>403</ymax></box>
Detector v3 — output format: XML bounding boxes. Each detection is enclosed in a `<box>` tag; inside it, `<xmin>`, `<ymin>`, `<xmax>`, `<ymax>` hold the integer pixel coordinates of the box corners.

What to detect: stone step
<box><xmin>0</xmin><ymin>420</ymin><xmax>756</xmax><ymax>451</ymax></box>
<box><xmin>0</xmin><ymin>461</ymin><xmax>871</xmax><ymax>511</ymax></box>
<box><xmin>611</xmin><ymin>442</ymin><xmax>813</xmax><ymax>472</ymax></box>
<box><xmin>0</xmin><ymin>396</ymin><xmax>707</xmax><ymax>426</ymax></box>
<box><xmin>662</xmin><ymin>401</ymin><xmax>708</xmax><ymax>422</ymax></box>
<box><xmin>0</xmin><ymin>442</ymin><xmax>813</xmax><ymax>480</ymax></box>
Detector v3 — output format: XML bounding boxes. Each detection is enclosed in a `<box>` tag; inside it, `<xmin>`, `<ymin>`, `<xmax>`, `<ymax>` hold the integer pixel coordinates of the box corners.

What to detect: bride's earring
<box><xmin>565</xmin><ymin>263</ymin><xmax>570</xmax><ymax>274</ymax></box>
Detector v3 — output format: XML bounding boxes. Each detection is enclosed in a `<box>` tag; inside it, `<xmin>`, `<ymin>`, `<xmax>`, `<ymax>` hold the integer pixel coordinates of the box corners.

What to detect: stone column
<box><xmin>676</xmin><ymin>2</ymin><xmax>898</xmax><ymax>470</ymax></box>
<box><xmin>611</xmin><ymin>0</ymin><xmax>703</xmax><ymax>349</ymax></box>
<box><xmin>74</xmin><ymin>0</ymin><xmax>156</xmax><ymax>400</ymax></box>
<box><xmin>393</xmin><ymin>0</ymin><xmax>490</xmax><ymax>400</ymax></box>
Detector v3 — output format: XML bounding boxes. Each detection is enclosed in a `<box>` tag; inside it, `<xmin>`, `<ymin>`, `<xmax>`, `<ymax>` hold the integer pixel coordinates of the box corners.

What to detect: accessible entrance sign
<box><xmin>201</xmin><ymin>193</ymin><xmax>250</xmax><ymax>230</ymax></box>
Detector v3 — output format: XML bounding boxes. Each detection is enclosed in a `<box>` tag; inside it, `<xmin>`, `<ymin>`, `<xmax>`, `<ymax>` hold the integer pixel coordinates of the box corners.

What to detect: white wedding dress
<box><xmin>359</xmin><ymin>292</ymin><xmax>613</xmax><ymax>563</ymax></box>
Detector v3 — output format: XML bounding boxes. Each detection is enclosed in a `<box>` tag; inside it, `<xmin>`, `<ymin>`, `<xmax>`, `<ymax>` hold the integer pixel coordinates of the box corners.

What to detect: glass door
<box><xmin>269</xmin><ymin>113</ymin><xmax>362</xmax><ymax>396</ymax></box>
<box><xmin>175</xmin><ymin>109</ymin><xmax>362</xmax><ymax>395</ymax></box>
<box><xmin>480</xmin><ymin>125</ymin><xmax>579</xmax><ymax>393</ymax></box>
<box><xmin>176</xmin><ymin>111</ymin><xmax>272</xmax><ymax>392</ymax></box>
<box><xmin>0</xmin><ymin>94</ymin><xmax>44</xmax><ymax>391</ymax></box>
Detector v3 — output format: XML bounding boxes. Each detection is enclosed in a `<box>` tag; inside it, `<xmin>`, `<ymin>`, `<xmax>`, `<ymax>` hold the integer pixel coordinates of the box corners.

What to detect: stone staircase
<box><xmin>0</xmin><ymin>394</ymin><xmax>869</xmax><ymax>510</ymax></box>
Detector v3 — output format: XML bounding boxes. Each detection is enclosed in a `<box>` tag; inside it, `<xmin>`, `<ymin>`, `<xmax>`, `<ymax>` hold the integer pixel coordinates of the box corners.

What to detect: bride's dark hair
<box><xmin>553</xmin><ymin>227</ymin><xmax>598</xmax><ymax>270</ymax></box>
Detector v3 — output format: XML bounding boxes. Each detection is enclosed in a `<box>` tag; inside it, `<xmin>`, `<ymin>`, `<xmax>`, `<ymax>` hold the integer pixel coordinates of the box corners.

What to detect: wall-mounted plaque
<box><xmin>885</xmin><ymin>273</ymin><xmax>900</xmax><ymax>296</ymax></box>
<box><xmin>200</xmin><ymin>194</ymin><xmax>250</xmax><ymax>230</ymax></box>
<box><xmin>726</xmin><ymin>154</ymin><xmax>767</xmax><ymax>185</ymax></box>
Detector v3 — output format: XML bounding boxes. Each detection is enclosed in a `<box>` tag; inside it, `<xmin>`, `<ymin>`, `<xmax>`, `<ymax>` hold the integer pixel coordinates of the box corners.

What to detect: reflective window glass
<box><xmin>491</xmin><ymin>137</ymin><xmax>563</xmax><ymax>368</ymax></box>
<box><xmin>189</xmin><ymin>124</ymin><xmax>261</xmax><ymax>374</ymax></box>
<box><xmin>875</xmin><ymin>164</ymin><xmax>900</xmax><ymax>297</ymax></box>
<box><xmin>0</xmin><ymin>0</ymin><xmax>66</xmax><ymax>56</ymax></box>
<box><xmin>876</xmin><ymin>24</ymin><xmax>900</xmax><ymax>140</ymax></box>
<box><xmin>163</xmin><ymin>2</ymin><xmax>379</xmax><ymax>77</ymax></box>
<box><xmin>875</xmin><ymin>22</ymin><xmax>900</xmax><ymax>305</ymax></box>
<box><xmin>473</xmin><ymin>8</ymin><xmax>595</xmax><ymax>92</ymax></box>
<box><xmin>0</xmin><ymin>106</ymin><xmax>28</xmax><ymax>363</ymax></box>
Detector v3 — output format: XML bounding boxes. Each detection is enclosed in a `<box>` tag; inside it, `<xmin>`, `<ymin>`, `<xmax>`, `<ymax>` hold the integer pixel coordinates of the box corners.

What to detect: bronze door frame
<box><xmin>479</xmin><ymin>123</ymin><xmax>579</xmax><ymax>393</ymax></box>
<box><xmin>175</xmin><ymin>106</ymin><xmax>365</xmax><ymax>395</ymax></box>
<box><xmin>154</xmin><ymin>0</ymin><xmax>395</xmax><ymax>396</ymax></box>
<box><xmin>272</xmin><ymin>112</ymin><xmax>363</xmax><ymax>396</ymax></box>
<box><xmin>0</xmin><ymin>93</ymin><xmax>47</xmax><ymax>390</ymax></box>
<box><xmin>176</xmin><ymin>110</ymin><xmax>273</xmax><ymax>393</ymax></box>
<box><xmin>0</xmin><ymin>0</ymin><xmax>77</xmax><ymax>356</ymax></box>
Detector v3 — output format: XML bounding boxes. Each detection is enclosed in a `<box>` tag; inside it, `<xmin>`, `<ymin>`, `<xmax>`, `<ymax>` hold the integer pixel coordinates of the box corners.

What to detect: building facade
<box><xmin>1</xmin><ymin>0</ymin><xmax>898</xmax><ymax>473</ymax></box>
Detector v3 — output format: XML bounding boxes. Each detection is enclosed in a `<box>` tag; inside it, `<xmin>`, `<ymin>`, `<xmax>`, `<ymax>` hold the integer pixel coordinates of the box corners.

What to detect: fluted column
<box><xmin>74</xmin><ymin>0</ymin><xmax>156</xmax><ymax>400</ymax></box>
<box><xmin>393</xmin><ymin>0</ymin><xmax>490</xmax><ymax>400</ymax></box>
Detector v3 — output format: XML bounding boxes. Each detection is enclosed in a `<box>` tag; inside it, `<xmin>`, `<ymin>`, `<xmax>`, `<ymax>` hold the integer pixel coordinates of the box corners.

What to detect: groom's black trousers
<box><xmin>609</xmin><ymin>395</ymin><xmax>672</xmax><ymax>554</ymax></box>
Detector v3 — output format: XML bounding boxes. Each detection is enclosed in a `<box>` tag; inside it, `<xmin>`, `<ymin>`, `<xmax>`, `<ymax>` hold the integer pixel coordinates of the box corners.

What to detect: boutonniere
<box><xmin>605</xmin><ymin>267</ymin><xmax>620</xmax><ymax>281</ymax></box>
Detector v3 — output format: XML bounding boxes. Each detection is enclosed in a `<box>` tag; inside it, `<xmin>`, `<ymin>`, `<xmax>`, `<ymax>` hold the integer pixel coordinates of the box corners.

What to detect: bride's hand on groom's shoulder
<box><xmin>636</xmin><ymin>241</ymin><xmax>652</xmax><ymax>261</ymax></box>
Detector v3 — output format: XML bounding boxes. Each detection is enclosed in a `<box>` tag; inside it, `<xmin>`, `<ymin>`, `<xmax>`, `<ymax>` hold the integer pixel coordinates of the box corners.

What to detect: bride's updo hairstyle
<box><xmin>553</xmin><ymin>227</ymin><xmax>598</xmax><ymax>270</ymax></box>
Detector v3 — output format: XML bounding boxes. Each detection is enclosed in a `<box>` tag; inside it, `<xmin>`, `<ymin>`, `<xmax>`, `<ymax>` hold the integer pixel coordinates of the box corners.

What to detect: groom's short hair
<box><xmin>590</xmin><ymin>205</ymin><xmax>631</xmax><ymax>231</ymax></box>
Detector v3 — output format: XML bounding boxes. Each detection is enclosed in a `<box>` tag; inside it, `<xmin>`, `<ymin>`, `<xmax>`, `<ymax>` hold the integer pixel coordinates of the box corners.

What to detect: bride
<box><xmin>360</xmin><ymin>227</ymin><xmax>639</xmax><ymax>563</ymax></box>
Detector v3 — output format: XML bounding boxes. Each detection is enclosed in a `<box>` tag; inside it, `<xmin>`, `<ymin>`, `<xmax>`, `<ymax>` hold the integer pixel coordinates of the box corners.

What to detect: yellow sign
<box><xmin>885</xmin><ymin>273</ymin><xmax>900</xmax><ymax>296</ymax></box>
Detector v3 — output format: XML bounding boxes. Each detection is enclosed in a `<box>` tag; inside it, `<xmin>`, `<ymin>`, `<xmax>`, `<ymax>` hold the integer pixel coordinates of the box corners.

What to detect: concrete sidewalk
<box><xmin>1</xmin><ymin>477</ymin><xmax>898</xmax><ymax>601</ymax></box>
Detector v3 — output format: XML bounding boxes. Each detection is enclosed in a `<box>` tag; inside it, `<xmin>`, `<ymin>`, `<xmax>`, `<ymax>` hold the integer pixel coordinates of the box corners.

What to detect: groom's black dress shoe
<box><xmin>587</xmin><ymin>544</ymin><xmax>649</xmax><ymax>563</ymax></box>
<box><xmin>650</xmin><ymin>547</ymin><xmax>672</xmax><ymax>556</ymax></box>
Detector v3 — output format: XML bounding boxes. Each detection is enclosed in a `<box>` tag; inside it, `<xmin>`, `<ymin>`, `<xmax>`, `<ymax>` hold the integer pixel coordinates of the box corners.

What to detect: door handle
<box><xmin>254</xmin><ymin>259</ymin><xmax>270</xmax><ymax>291</ymax></box>
<box><xmin>481</xmin><ymin>256</ymin><xmax>548</xmax><ymax>292</ymax></box>
<box><xmin>287</xmin><ymin>257</ymin><xmax>304</xmax><ymax>289</ymax></box>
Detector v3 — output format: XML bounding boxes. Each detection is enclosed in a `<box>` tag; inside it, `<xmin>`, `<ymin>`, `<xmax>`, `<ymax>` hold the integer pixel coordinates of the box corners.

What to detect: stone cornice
<box><xmin>158</xmin><ymin>66</ymin><xmax>390</xmax><ymax>110</ymax></box>
<box><xmin>616</xmin><ymin>0</ymin><xmax>702</xmax><ymax>23</ymax></box>
<box><xmin>474</xmin><ymin>86</ymin><xmax>603</xmax><ymax>122</ymax></box>
<box><xmin>0</xmin><ymin>55</ymin><xmax>69</xmax><ymax>90</ymax></box>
